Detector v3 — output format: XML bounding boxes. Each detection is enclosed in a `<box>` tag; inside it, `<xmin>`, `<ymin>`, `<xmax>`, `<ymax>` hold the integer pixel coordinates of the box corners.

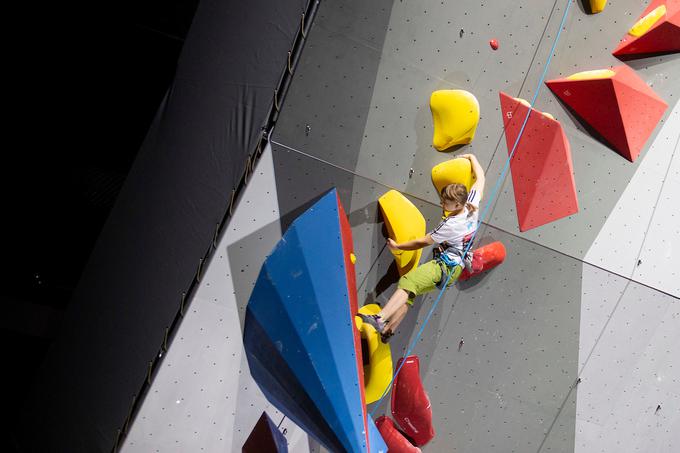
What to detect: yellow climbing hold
<box><xmin>430</xmin><ymin>89</ymin><xmax>480</xmax><ymax>151</ymax></box>
<box><xmin>350</xmin><ymin>253</ymin><xmax>357</xmax><ymax>264</ymax></box>
<box><xmin>431</xmin><ymin>157</ymin><xmax>475</xmax><ymax>194</ymax></box>
<box><xmin>513</xmin><ymin>97</ymin><xmax>556</xmax><ymax>120</ymax></box>
<box><xmin>431</xmin><ymin>158</ymin><xmax>476</xmax><ymax>216</ymax></box>
<box><xmin>354</xmin><ymin>304</ymin><xmax>393</xmax><ymax>404</ymax></box>
<box><xmin>629</xmin><ymin>5</ymin><xmax>666</xmax><ymax>37</ymax></box>
<box><xmin>378</xmin><ymin>190</ymin><xmax>426</xmax><ymax>275</ymax></box>
<box><xmin>515</xmin><ymin>98</ymin><xmax>531</xmax><ymax>108</ymax></box>
<box><xmin>566</xmin><ymin>69</ymin><xmax>616</xmax><ymax>80</ymax></box>
<box><xmin>589</xmin><ymin>0</ymin><xmax>607</xmax><ymax>14</ymax></box>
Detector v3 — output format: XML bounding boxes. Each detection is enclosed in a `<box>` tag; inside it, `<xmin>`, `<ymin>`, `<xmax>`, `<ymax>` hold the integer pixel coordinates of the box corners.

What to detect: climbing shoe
<box><xmin>357</xmin><ymin>313</ymin><xmax>387</xmax><ymax>334</ymax></box>
<box><xmin>380</xmin><ymin>331</ymin><xmax>394</xmax><ymax>343</ymax></box>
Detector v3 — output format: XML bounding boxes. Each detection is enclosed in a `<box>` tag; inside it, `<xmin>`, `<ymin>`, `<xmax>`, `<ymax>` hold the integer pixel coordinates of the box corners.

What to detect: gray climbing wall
<box><xmin>121</xmin><ymin>146</ymin><xmax>312</xmax><ymax>452</ymax></box>
<box><xmin>271</xmin><ymin>0</ymin><xmax>679</xmax><ymax>451</ymax></box>
<box><xmin>124</xmin><ymin>0</ymin><xmax>679</xmax><ymax>451</ymax></box>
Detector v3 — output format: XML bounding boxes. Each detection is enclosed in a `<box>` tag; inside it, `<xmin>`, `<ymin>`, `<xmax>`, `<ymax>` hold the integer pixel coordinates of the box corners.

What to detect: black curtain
<box><xmin>17</xmin><ymin>0</ymin><xmax>308</xmax><ymax>451</ymax></box>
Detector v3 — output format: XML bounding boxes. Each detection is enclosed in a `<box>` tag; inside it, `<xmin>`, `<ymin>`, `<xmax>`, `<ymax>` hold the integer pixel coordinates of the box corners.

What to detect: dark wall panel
<box><xmin>17</xmin><ymin>1</ymin><xmax>307</xmax><ymax>451</ymax></box>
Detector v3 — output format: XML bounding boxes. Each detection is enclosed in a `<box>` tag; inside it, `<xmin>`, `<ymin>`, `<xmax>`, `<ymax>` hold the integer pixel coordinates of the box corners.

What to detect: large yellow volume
<box><xmin>589</xmin><ymin>0</ymin><xmax>607</xmax><ymax>14</ymax></box>
<box><xmin>431</xmin><ymin>157</ymin><xmax>476</xmax><ymax>194</ymax></box>
<box><xmin>378</xmin><ymin>190</ymin><xmax>426</xmax><ymax>275</ymax></box>
<box><xmin>354</xmin><ymin>304</ymin><xmax>393</xmax><ymax>404</ymax></box>
<box><xmin>430</xmin><ymin>89</ymin><xmax>480</xmax><ymax>151</ymax></box>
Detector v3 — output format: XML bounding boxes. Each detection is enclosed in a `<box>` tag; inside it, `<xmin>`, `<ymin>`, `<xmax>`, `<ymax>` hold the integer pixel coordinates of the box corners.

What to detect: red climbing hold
<box><xmin>459</xmin><ymin>241</ymin><xmax>506</xmax><ymax>281</ymax></box>
<box><xmin>242</xmin><ymin>412</ymin><xmax>288</xmax><ymax>453</ymax></box>
<box><xmin>499</xmin><ymin>92</ymin><xmax>579</xmax><ymax>231</ymax></box>
<box><xmin>545</xmin><ymin>65</ymin><xmax>668</xmax><ymax>162</ymax></box>
<box><xmin>375</xmin><ymin>416</ymin><xmax>422</xmax><ymax>453</ymax></box>
<box><xmin>612</xmin><ymin>0</ymin><xmax>680</xmax><ymax>57</ymax></box>
<box><xmin>391</xmin><ymin>355</ymin><xmax>435</xmax><ymax>447</ymax></box>
<box><xmin>489</xmin><ymin>38</ymin><xmax>499</xmax><ymax>50</ymax></box>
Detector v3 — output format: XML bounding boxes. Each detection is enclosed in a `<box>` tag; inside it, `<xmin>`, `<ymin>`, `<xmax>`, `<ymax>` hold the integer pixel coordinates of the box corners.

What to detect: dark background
<box><xmin>4</xmin><ymin>0</ymin><xmax>199</xmax><ymax>447</ymax></box>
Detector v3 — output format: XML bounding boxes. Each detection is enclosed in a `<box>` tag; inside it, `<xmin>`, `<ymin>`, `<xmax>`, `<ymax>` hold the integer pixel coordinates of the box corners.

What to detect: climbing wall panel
<box><xmin>268</xmin><ymin>144</ymin><xmax>581</xmax><ymax>452</ymax></box>
<box><xmin>575</xmin><ymin>266</ymin><xmax>680</xmax><ymax>452</ymax></box>
<box><xmin>406</xmin><ymin>224</ymin><xmax>581</xmax><ymax>452</ymax></box>
<box><xmin>121</xmin><ymin>146</ymin><xmax>312</xmax><ymax>453</ymax></box>
<box><xmin>275</xmin><ymin>0</ymin><xmax>680</xmax><ymax>268</ymax></box>
<box><xmin>125</xmin><ymin>1</ymin><xmax>680</xmax><ymax>452</ymax></box>
<box><xmin>485</xmin><ymin>0</ymin><xmax>679</xmax><ymax>262</ymax></box>
<box><xmin>584</xmin><ymin>101</ymin><xmax>680</xmax><ymax>296</ymax></box>
<box><xmin>266</xmin><ymin>1</ymin><xmax>679</xmax><ymax>451</ymax></box>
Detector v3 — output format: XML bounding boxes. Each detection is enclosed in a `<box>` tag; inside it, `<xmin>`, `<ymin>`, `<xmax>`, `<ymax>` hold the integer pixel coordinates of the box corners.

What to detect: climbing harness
<box><xmin>434</xmin><ymin>248</ymin><xmax>464</xmax><ymax>289</ymax></box>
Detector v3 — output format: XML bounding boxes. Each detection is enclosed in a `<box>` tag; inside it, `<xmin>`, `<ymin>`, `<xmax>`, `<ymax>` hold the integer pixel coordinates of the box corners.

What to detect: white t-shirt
<box><xmin>429</xmin><ymin>188</ymin><xmax>480</xmax><ymax>263</ymax></box>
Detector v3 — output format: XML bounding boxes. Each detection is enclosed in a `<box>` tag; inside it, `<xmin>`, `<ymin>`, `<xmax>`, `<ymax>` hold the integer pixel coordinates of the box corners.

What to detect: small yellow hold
<box><xmin>629</xmin><ymin>5</ymin><xmax>666</xmax><ymax>37</ymax></box>
<box><xmin>354</xmin><ymin>304</ymin><xmax>393</xmax><ymax>404</ymax></box>
<box><xmin>350</xmin><ymin>253</ymin><xmax>357</xmax><ymax>264</ymax></box>
<box><xmin>589</xmin><ymin>0</ymin><xmax>607</xmax><ymax>14</ymax></box>
<box><xmin>430</xmin><ymin>90</ymin><xmax>480</xmax><ymax>151</ymax></box>
<box><xmin>378</xmin><ymin>190</ymin><xmax>426</xmax><ymax>275</ymax></box>
<box><xmin>515</xmin><ymin>97</ymin><xmax>531</xmax><ymax>108</ymax></box>
<box><xmin>566</xmin><ymin>69</ymin><xmax>616</xmax><ymax>81</ymax></box>
<box><xmin>513</xmin><ymin>97</ymin><xmax>555</xmax><ymax>120</ymax></box>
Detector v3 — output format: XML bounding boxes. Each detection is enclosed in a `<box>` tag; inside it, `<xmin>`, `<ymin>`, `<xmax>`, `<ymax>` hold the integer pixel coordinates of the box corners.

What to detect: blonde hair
<box><xmin>440</xmin><ymin>183</ymin><xmax>468</xmax><ymax>204</ymax></box>
<box><xmin>440</xmin><ymin>183</ymin><xmax>476</xmax><ymax>214</ymax></box>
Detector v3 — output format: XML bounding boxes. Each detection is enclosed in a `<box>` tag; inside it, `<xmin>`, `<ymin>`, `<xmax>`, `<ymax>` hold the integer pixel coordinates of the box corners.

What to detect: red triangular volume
<box><xmin>499</xmin><ymin>92</ymin><xmax>578</xmax><ymax>231</ymax></box>
<box><xmin>391</xmin><ymin>356</ymin><xmax>435</xmax><ymax>447</ymax></box>
<box><xmin>613</xmin><ymin>0</ymin><xmax>680</xmax><ymax>57</ymax></box>
<box><xmin>242</xmin><ymin>412</ymin><xmax>288</xmax><ymax>453</ymax></box>
<box><xmin>545</xmin><ymin>66</ymin><xmax>668</xmax><ymax>162</ymax></box>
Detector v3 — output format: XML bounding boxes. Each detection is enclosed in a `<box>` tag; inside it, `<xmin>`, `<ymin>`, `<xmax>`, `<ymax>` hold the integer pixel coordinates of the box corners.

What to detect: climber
<box><xmin>359</xmin><ymin>153</ymin><xmax>485</xmax><ymax>342</ymax></box>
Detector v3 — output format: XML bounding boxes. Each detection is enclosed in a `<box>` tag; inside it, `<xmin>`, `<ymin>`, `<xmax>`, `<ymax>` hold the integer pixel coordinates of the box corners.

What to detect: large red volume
<box><xmin>545</xmin><ymin>66</ymin><xmax>668</xmax><ymax>162</ymax></box>
<box><xmin>391</xmin><ymin>355</ymin><xmax>435</xmax><ymax>446</ymax></box>
<box><xmin>375</xmin><ymin>417</ymin><xmax>422</xmax><ymax>453</ymax></box>
<box><xmin>459</xmin><ymin>241</ymin><xmax>506</xmax><ymax>281</ymax></box>
<box><xmin>499</xmin><ymin>92</ymin><xmax>579</xmax><ymax>231</ymax></box>
<box><xmin>335</xmin><ymin>192</ymin><xmax>371</xmax><ymax>450</ymax></box>
<box><xmin>613</xmin><ymin>0</ymin><xmax>680</xmax><ymax>57</ymax></box>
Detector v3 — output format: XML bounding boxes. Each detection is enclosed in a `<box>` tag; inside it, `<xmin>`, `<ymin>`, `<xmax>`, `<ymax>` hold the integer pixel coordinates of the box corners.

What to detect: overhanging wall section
<box><xmin>17</xmin><ymin>1</ymin><xmax>310</xmax><ymax>451</ymax></box>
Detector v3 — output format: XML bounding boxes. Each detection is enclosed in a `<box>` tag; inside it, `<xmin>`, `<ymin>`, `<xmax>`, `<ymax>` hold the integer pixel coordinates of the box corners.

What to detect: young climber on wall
<box><xmin>359</xmin><ymin>153</ymin><xmax>485</xmax><ymax>343</ymax></box>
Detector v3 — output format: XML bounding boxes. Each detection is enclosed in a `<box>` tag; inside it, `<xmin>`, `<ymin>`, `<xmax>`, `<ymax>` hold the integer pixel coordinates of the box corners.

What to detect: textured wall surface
<box><xmin>126</xmin><ymin>0</ymin><xmax>679</xmax><ymax>452</ymax></box>
<box><xmin>122</xmin><ymin>146</ymin><xmax>311</xmax><ymax>452</ymax></box>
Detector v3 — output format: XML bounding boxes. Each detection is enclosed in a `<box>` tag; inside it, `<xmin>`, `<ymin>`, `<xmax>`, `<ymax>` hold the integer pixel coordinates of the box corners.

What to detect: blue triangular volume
<box><xmin>244</xmin><ymin>189</ymin><xmax>377</xmax><ymax>452</ymax></box>
<box><xmin>244</xmin><ymin>312</ymin><xmax>343</xmax><ymax>451</ymax></box>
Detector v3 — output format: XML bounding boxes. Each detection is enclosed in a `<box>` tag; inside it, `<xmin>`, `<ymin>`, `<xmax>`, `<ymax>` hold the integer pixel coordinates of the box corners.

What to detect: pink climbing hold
<box><xmin>490</xmin><ymin>38</ymin><xmax>499</xmax><ymax>50</ymax></box>
<box><xmin>391</xmin><ymin>355</ymin><xmax>435</xmax><ymax>447</ymax></box>
<box><xmin>458</xmin><ymin>241</ymin><xmax>506</xmax><ymax>281</ymax></box>
<box><xmin>375</xmin><ymin>417</ymin><xmax>422</xmax><ymax>453</ymax></box>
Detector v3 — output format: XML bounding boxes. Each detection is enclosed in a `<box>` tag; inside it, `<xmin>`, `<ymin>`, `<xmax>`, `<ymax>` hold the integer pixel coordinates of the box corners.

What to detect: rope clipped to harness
<box><xmin>434</xmin><ymin>246</ymin><xmax>470</xmax><ymax>289</ymax></box>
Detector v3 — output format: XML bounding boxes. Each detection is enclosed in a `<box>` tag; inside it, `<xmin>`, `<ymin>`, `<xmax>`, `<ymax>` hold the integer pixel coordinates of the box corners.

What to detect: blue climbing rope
<box><xmin>369</xmin><ymin>0</ymin><xmax>574</xmax><ymax>417</ymax></box>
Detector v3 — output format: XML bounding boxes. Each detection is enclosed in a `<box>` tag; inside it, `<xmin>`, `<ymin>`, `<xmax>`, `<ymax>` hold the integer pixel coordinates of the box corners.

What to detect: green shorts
<box><xmin>397</xmin><ymin>260</ymin><xmax>462</xmax><ymax>305</ymax></box>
